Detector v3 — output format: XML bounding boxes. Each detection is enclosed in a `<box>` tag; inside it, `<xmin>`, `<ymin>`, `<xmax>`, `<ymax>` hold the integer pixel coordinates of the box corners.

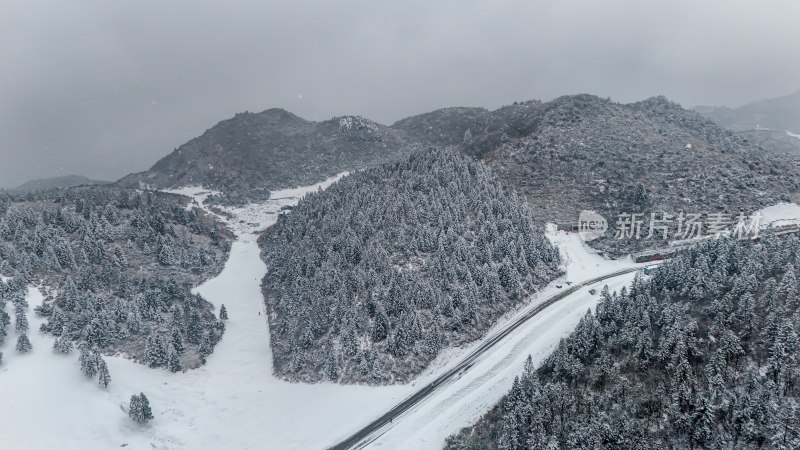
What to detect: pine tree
<box><xmin>138</xmin><ymin>393</ymin><xmax>153</xmax><ymax>423</ymax></box>
<box><xmin>219</xmin><ymin>304</ymin><xmax>228</xmax><ymax>321</ymax></box>
<box><xmin>15</xmin><ymin>309</ymin><xmax>28</xmax><ymax>333</ymax></box>
<box><xmin>80</xmin><ymin>347</ymin><xmax>98</xmax><ymax>377</ymax></box>
<box><xmin>97</xmin><ymin>356</ymin><xmax>111</xmax><ymax>388</ymax></box>
<box><xmin>128</xmin><ymin>393</ymin><xmax>154</xmax><ymax>424</ymax></box>
<box><xmin>53</xmin><ymin>336</ymin><xmax>73</xmax><ymax>354</ymax></box>
<box><xmin>198</xmin><ymin>332</ymin><xmax>211</xmax><ymax>358</ymax></box>
<box><xmin>158</xmin><ymin>242</ymin><xmax>175</xmax><ymax>266</ymax></box>
<box><xmin>167</xmin><ymin>349</ymin><xmax>182</xmax><ymax>373</ymax></box>
<box><xmin>16</xmin><ymin>333</ymin><xmax>32</xmax><ymax>353</ymax></box>
<box><xmin>186</xmin><ymin>311</ymin><xmax>202</xmax><ymax>344</ymax></box>
<box><xmin>145</xmin><ymin>336</ymin><xmax>167</xmax><ymax>368</ymax></box>
<box><xmin>170</xmin><ymin>327</ymin><xmax>184</xmax><ymax>355</ymax></box>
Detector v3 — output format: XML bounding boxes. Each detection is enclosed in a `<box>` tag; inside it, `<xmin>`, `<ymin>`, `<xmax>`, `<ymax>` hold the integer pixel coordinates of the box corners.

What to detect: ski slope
<box><xmin>0</xmin><ymin>174</ymin><xmax>642</xmax><ymax>450</ymax></box>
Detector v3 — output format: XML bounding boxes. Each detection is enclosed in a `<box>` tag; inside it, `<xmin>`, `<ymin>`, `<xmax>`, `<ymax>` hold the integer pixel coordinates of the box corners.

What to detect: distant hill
<box><xmin>695</xmin><ymin>90</ymin><xmax>800</xmax><ymax>132</ymax></box>
<box><xmin>695</xmin><ymin>91</ymin><xmax>800</xmax><ymax>154</ymax></box>
<box><xmin>118</xmin><ymin>109</ymin><xmax>418</xmax><ymax>203</ymax></box>
<box><xmin>13</xmin><ymin>175</ymin><xmax>109</xmax><ymax>193</ymax></box>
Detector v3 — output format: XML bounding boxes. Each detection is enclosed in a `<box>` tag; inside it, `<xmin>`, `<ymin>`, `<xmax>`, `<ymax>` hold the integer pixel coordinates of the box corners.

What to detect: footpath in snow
<box><xmin>1</xmin><ymin>174</ymin><xmax>643</xmax><ymax>450</ymax></box>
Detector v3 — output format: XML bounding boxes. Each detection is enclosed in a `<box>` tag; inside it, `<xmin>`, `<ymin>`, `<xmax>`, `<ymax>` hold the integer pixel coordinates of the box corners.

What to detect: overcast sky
<box><xmin>1</xmin><ymin>0</ymin><xmax>798</xmax><ymax>188</ymax></box>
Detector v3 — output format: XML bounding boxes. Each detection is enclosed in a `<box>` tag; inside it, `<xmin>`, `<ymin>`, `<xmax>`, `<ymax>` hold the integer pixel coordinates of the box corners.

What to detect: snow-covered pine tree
<box><xmin>198</xmin><ymin>332</ymin><xmax>211</xmax><ymax>358</ymax></box>
<box><xmin>170</xmin><ymin>327</ymin><xmax>184</xmax><ymax>355</ymax></box>
<box><xmin>97</xmin><ymin>356</ymin><xmax>111</xmax><ymax>388</ymax></box>
<box><xmin>219</xmin><ymin>304</ymin><xmax>228</xmax><ymax>321</ymax></box>
<box><xmin>15</xmin><ymin>309</ymin><xmax>28</xmax><ymax>333</ymax></box>
<box><xmin>128</xmin><ymin>393</ymin><xmax>154</xmax><ymax>424</ymax></box>
<box><xmin>145</xmin><ymin>336</ymin><xmax>167</xmax><ymax>368</ymax></box>
<box><xmin>79</xmin><ymin>347</ymin><xmax>98</xmax><ymax>377</ymax></box>
<box><xmin>53</xmin><ymin>336</ymin><xmax>73</xmax><ymax>353</ymax></box>
<box><xmin>16</xmin><ymin>333</ymin><xmax>32</xmax><ymax>353</ymax></box>
<box><xmin>167</xmin><ymin>349</ymin><xmax>182</xmax><ymax>373</ymax></box>
<box><xmin>128</xmin><ymin>394</ymin><xmax>141</xmax><ymax>420</ymax></box>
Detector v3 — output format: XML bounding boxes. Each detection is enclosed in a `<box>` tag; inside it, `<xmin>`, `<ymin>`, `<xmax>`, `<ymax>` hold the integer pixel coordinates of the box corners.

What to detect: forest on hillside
<box><xmin>447</xmin><ymin>235</ymin><xmax>800</xmax><ymax>449</ymax></box>
<box><xmin>260</xmin><ymin>148</ymin><xmax>562</xmax><ymax>383</ymax></box>
<box><xmin>0</xmin><ymin>186</ymin><xmax>230</xmax><ymax>372</ymax></box>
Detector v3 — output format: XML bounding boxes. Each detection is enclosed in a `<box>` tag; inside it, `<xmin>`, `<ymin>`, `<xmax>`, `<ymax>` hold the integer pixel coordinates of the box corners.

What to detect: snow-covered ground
<box><xmin>0</xmin><ymin>175</ymin><xmax>644</xmax><ymax>450</ymax></box>
<box><xmin>545</xmin><ymin>223</ymin><xmax>634</xmax><ymax>280</ymax></box>
<box><xmin>165</xmin><ymin>172</ymin><xmax>348</xmax><ymax>236</ymax></box>
<box><xmin>365</xmin><ymin>273</ymin><xmax>638</xmax><ymax>450</ymax></box>
<box><xmin>757</xmin><ymin>202</ymin><xmax>800</xmax><ymax>229</ymax></box>
<box><xmin>2</xmin><ymin>174</ymin><xmax>410</xmax><ymax>450</ymax></box>
<box><xmin>787</xmin><ymin>131</ymin><xmax>800</xmax><ymax>140</ymax></box>
<box><xmin>357</xmin><ymin>227</ymin><xmax>641</xmax><ymax>449</ymax></box>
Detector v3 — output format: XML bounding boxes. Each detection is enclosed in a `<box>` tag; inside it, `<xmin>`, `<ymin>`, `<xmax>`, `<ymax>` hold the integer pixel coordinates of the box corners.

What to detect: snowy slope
<box><xmin>364</xmin><ymin>273</ymin><xmax>638</xmax><ymax>450</ymax></box>
<box><xmin>1</xmin><ymin>174</ymin><xmax>412</xmax><ymax>450</ymax></box>
<box><xmin>788</xmin><ymin>131</ymin><xmax>800</xmax><ymax>140</ymax></box>
<box><xmin>0</xmin><ymin>174</ymin><xmax>643</xmax><ymax>450</ymax></box>
<box><xmin>757</xmin><ymin>202</ymin><xmax>800</xmax><ymax>228</ymax></box>
<box><xmin>165</xmin><ymin>171</ymin><xmax>348</xmax><ymax>236</ymax></box>
<box><xmin>360</xmin><ymin>205</ymin><xmax>800</xmax><ymax>449</ymax></box>
<box><xmin>327</xmin><ymin>226</ymin><xmax>643</xmax><ymax>449</ymax></box>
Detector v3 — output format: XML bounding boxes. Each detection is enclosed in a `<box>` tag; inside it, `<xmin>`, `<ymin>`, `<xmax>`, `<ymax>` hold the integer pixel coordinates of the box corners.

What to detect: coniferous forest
<box><xmin>447</xmin><ymin>235</ymin><xmax>800</xmax><ymax>449</ymax></box>
<box><xmin>260</xmin><ymin>148</ymin><xmax>562</xmax><ymax>383</ymax></box>
<box><xmin>0</xmin><ymin>186</ymin><xmax>230</xmax><ymax>371</ymax></box>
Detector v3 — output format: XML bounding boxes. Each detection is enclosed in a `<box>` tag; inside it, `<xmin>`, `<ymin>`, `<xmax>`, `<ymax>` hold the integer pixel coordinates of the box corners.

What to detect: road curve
<box><xmin>328</xmin><ymin>266</ymin><xmax>643</xmax><ymax>450</ymax></box>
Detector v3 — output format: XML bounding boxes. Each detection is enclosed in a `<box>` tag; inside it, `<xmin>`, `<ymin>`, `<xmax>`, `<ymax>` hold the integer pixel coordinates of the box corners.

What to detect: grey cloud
<box><xmin>1</xmin><ymin>0</ymin><xmax>799</xmax><ymax>187</ymax></box>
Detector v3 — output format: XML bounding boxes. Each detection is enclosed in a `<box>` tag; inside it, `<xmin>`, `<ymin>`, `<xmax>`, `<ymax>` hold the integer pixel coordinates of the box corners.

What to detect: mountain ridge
<box><xmin>695</xmin><ymin>90</ymin><xmax>800</xmax><ymax>155</ymax></box>
<box><xmin>13</xmin><ymin>175</ymin><xmax>109</xmax><ymax>193</ymax></box>
<box><xmin>119</xmin><ymin>94</ymin><xmax>800</xmax><ymax>256</ymax></box>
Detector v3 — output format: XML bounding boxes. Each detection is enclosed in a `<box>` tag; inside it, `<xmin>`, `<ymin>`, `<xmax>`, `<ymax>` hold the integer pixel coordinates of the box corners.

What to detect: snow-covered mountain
<box><xmin>695</xmin><ymin>90</ymin><xmax>800</xmax><ymax>155</ymax></box>
<box><xmin>119</xmin><ymin>95</ymin><xmax>800</xmax><ymax>258</ymax></box>
<box><xmin>118</xmin><ymin>110</ymin><xmax>416</xmax><ymax>204</ymax></box>
<box><xmin>12</xmin><ymin>175</ymin><xmax>109</xmax><ymax>193</ymax></box>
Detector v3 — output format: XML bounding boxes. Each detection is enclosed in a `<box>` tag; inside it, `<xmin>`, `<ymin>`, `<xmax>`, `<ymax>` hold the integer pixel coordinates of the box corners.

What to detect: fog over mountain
<box><xmin>2</xmin><ymin>0</ymin><xmax>799</xmax><ymax>187</ymax></box>
<box><xmin>696</xmin><ymin>91</ymin><xmax>800</xmax><ymax>155</ymax></box>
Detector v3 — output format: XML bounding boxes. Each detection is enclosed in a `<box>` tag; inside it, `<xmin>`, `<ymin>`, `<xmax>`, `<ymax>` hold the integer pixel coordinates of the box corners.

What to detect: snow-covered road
<box><xmin>357</xmin><ymin>271</ymin><xmax>637</xmax><ymax>450</ymax></box>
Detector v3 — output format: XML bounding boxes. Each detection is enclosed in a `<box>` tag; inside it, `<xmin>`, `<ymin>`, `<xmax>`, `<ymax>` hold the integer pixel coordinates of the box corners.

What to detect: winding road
<box><xmin>329</xmin><ymin>266</ymin><xmax>643</xmax><ymax>450</ymax></box>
